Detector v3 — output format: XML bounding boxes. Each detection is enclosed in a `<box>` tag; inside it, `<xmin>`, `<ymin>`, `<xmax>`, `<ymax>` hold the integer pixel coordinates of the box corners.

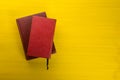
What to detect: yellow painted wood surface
<box><xmin>0</xmin><ymin>0</ymin><xmax>120</xmax><ymax>80</ymax></box>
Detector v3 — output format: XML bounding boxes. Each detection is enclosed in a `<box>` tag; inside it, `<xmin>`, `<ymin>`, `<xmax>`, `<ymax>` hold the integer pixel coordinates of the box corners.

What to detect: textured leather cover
<box><xmin>27</xmin><ymin>16</ymin><xmax>56</xmax><ymax>58</ymax></box>
<box><xmin>16</xmin><ymin>12</ymin><xmax>56</xmax><ymax>60</ymax></box>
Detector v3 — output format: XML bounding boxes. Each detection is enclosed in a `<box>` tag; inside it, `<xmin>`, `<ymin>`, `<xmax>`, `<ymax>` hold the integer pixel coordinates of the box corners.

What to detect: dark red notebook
<box><xmin>27</xmin><ymin>16</ymin><xmax>56</xmax><ymax>58</ymax></box>
<box><xmin>16</xmin><ymin>12</ymin><xmax>56</xmax><ymax>60</ymax></box>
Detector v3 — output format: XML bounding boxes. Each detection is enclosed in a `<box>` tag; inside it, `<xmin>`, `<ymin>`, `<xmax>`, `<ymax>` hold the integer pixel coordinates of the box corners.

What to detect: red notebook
<box><xmin>16</xmin><ymin>12</ymin><xmax>56</xmax><ymax>60</ymax></box>
<box><xmin>27</xmin><ymin>16</ymin><xmax>56</xmax><ymax>58</ymax></box>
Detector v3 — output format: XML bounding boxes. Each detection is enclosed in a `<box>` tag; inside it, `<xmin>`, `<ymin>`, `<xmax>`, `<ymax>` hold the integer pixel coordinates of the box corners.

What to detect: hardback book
<box><xmin>27</xmin><ymin>16</ymin><xmax>56</xmax><ymax>58</ymax></box>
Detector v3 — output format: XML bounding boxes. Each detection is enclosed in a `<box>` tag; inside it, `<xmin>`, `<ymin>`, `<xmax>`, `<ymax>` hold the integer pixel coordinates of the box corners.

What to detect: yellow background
<box><xmin>0</xmin><ymin>0</ymin><xmax>120</xmax><ymax>80</ymax></box>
